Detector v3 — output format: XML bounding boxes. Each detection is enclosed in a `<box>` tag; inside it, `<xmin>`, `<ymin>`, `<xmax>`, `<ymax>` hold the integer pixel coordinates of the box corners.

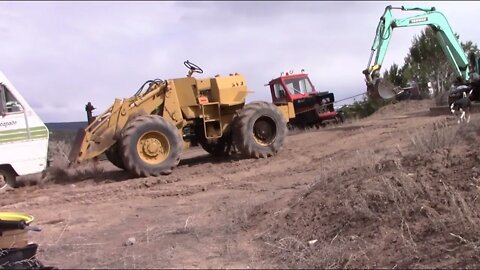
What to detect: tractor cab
<box><xmin>267</xmin><ymin>71</ymin><xmax>317</xmax><ymax>104</ymax></box>
<box><xmin>267</xmin><ymin>70</ymin><xmax>343</xmax><ymax>128</ymax></box>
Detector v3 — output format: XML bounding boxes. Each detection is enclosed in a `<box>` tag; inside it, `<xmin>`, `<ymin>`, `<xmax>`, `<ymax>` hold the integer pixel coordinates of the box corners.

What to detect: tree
<box><xmin>403</xmin><ymin>27</ymin><xmax>449</xmax><ymax>97</ymax></box>
<box><xmin>382</xmin><ymin>63</ymin><xmax>407</xmax><ymax>88</ymax></box>
<box><xmin>383</xmin><ymin>27</ymin><xmax>480</xmax><ymax>98</ymax></box>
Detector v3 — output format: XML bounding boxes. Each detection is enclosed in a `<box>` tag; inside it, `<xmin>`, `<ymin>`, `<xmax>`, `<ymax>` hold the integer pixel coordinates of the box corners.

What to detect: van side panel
<box><xmin>0</xmin><ymin>114</ymin><xmax>49</xmax><ymax>175</ymax></box>
<box><xmin>0</xmin><ymin>138</ymin><xmax>48</xmax><ymax>175</ymax></box>
<box><xmin>0</xmin><ymin>71</ymin><xmax>49</xmax><ymax>176</ymax></box>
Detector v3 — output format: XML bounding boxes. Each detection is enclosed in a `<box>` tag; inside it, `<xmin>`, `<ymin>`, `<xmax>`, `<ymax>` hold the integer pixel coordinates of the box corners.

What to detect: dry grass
<box><xmin>408</xmin><ymin>120</ymin><xmax>460</xmax><ymax>153</ymax></box>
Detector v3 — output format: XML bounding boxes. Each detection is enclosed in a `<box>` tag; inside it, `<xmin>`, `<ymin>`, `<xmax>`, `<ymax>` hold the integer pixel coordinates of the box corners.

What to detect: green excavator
<box><xmin>363</xmin><ymin>5</ymin><xmax>480</xmax><ymax>105</ymax></box>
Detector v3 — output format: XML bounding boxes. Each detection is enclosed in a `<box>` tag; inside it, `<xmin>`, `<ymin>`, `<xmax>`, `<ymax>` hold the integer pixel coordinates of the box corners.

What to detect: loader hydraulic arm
<box><xmin>68</xmin><ymin>80</ymin><xmax>169</xmax><ymax>164</ymax></box>
<box><xmin>363</xmin><ymin>5</ymin><xmax>470</xmax><ymax>88</ymax></box>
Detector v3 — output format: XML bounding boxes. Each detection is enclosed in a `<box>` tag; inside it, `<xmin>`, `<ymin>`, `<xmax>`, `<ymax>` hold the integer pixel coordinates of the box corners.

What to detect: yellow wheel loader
<box><xmin>69</xmin><ymin>61</ymin><xmax>295</xmax><ymax>177</ymax></box>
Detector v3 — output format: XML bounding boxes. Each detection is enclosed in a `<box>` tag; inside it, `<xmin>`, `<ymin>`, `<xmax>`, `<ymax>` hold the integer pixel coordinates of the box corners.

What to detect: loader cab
<box><xmin>268</xmin><ymin>72</ymin><xmax>316</xmax><ymax>104</ymax></box>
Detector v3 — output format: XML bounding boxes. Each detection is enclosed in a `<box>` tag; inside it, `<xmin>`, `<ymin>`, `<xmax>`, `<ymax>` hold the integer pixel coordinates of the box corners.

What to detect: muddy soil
<box><xmin>1</xmin><ymin>99</ymin><xmax>479</xmax><ymax>268</ymax></box>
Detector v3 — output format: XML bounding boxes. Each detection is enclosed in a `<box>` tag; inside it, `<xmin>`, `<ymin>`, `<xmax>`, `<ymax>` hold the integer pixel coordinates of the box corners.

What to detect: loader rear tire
<box><xmin>120</xmin><ymin>115</ymin><xmax>182</xmax><ymax>177</ymax></box>
<box><xmin>0</xmin><ymin>167</ymin><xmax>16</xmax><ymax>191</ymax></box>
<box><xmin>233</xmin><ymin>101</ymin><xmax>287</xmax><ymax>158</ymax></box>
<box><xmin>105</xmin><ymin>143</ymin><xmax>125</xmax><ymax>170</ymax></box>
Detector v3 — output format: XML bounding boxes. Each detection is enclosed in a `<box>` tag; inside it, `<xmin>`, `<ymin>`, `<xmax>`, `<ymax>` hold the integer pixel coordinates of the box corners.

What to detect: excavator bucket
<box><xmin>367</xmin><ymin>78</ymin><xmax>403</xmax><ymax>100</ymax></box>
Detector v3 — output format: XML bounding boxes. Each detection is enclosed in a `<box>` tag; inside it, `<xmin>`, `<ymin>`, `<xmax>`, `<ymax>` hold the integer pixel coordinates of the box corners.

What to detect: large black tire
<box><xmin>199</xmin><ymin>133</ymin><xmax>233</xmax><ymax>157</ymax></box>
<box><xmin>120</xmin><ymin>115</ymin><xmax>182</xmax><ymax>177</ymax></box>
<box><xmin>232</xmin><ymin>101</ymin><xmax>287</xmax><ymax>158</ymax></box>
<box><xmin>0</xmin><ymin>167</ymin><xmax>16</xmax><ymax>191</ymax></box>
<box><xmin>105</xmin><ymin>143</ymin><xmax>125</xmax><ymax>170</ymax></box>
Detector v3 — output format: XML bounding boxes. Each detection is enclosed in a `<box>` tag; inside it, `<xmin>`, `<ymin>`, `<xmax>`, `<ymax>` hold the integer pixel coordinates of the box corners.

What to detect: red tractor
<box><xmin>267</xmin><ymin>70</ymin><xmax>344</xmax><ymax>129</ymax></box>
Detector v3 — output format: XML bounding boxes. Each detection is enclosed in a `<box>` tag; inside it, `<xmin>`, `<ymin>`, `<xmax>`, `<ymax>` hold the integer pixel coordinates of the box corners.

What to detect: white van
<box><xmin>0</xmin><ymin>71</ymin><xmax>49</xmax><ymax>190</ymax></box>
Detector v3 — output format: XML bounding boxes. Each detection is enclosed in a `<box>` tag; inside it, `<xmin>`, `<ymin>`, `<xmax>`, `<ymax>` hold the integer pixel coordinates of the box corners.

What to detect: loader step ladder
<box><xmin>201</xmin><ymin>102</ymin><xmax>222</xmax><ymax>139</ymax></box>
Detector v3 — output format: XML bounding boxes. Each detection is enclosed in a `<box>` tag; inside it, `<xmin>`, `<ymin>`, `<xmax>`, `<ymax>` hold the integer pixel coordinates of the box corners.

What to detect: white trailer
<box><xmin>0</xmin><ymin>72</ymin><xmax>49</xmax><ymax>190</ymax></box>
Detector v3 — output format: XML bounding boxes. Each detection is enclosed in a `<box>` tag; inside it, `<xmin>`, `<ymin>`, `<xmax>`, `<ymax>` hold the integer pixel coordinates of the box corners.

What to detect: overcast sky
<box><xmin>0</xmin><ymin>1</ymin><xmax>478</xmax><ymax>122</ymax></box>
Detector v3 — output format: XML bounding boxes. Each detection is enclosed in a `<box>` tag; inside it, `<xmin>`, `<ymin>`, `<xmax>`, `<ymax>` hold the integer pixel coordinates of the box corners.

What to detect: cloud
<box><xmin>0</xmin><ymin>1</ymin><xmax>477</xmax><ymax>122</ymax></box>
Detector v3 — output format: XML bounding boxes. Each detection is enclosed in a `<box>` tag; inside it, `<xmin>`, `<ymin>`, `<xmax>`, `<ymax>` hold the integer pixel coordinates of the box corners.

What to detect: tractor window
<box><xmin>284</xmin><ymin>78</ymin><xmax>313</xmax><ymax>95</ymax></box>
<box><xmin>273</xmin><ymin>83</ymin><xmax>286</xmax><ymax>99</ymax></box>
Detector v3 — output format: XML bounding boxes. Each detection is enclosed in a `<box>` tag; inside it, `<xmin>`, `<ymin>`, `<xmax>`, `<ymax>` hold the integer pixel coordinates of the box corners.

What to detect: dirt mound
<box><xmin>259</xmin><ymin>121</ymin><xmax>480</xmax><ymax>268</ymax></box>
<box><xmin>371</xmin><ymin>99</ymin><xmax>434</xmax><ymax>118</ymax></box>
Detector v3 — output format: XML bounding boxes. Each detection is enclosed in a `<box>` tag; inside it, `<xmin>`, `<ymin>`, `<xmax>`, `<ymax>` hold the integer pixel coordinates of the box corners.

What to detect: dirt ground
<box><xmin>2</xmin><ymin>99</ymin><xmax>480</xmax><ymax>269</ymax></box>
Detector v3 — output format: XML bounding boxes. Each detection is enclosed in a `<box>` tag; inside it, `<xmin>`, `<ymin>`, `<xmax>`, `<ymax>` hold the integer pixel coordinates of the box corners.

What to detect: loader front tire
<box><xmin>0</xmin><ymin>167</ymin><xmax>16</xmax><ymax>191</ymax></box>
<box><xmin>120</xmin><ymin>115</ymin><xmax>182</xmax><ymax>177</ymax></box>
<box><xmin>105</xmin><ymin>143</ymin><xmax>125</xmax><ymax>170</ymax></box>
<box><xmin>233</xmin><ymin>101</ymin><xmax>287</xmax><ymax>158</ymax></box>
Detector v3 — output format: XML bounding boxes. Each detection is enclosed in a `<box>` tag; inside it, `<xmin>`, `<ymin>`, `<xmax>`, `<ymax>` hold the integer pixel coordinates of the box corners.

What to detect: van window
<box><xmin>1</xmin><ymin>85</ymin><xmax>23</xmax><ymax>113</ymax></box>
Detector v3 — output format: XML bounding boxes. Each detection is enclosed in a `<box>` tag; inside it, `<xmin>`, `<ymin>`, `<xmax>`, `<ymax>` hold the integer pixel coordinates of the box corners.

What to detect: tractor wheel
<box><xmin>0</xmin><ymin>167</ymin><xmax>16</xmax><ymax>191</ymax></box>
<box><xmin>233</xmin><ymin>101</ymin><xmax>287</xmax><ymax>158</ymax></box>
<box><xmin>120</xmin><ymin>115</ymin><xmax>182</xmax><ymax>177</ymax></box>
<box><xmin>105</xmin><ymin>143</ymin><xmax>125</xmax><ymax>170</ymax></box>
<box><xmin>199</xmin><ymin>133</ymin><xmax>233</xmax><ymax>157</ymax></box>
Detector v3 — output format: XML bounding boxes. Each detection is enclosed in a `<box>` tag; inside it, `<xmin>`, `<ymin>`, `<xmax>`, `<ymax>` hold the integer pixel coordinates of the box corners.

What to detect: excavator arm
<box><xmin>363</xmin><ymin>5</ymin><xmax>470</xmax><ymax>99</ymax></box>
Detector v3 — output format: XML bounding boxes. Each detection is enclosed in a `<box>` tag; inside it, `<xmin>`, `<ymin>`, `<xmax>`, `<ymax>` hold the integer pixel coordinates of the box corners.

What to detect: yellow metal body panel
<box><xmin>210</xmin><ymin>74</ymin><xmax>248</xmax><ymax>106</ymax></box>
<box><xmin>195</xmin><ymin>78</ymin><xmax>211</xmax><ymax>91</ymax></box>
<box><xmin>276</xmin><ymin>102</ymin><xmax>296</xmax><ymax>123</ymax></box>
<box><xmin>173</xmin><ymin>77</ymin><xmax>200</xmax><ymax>119</ymax></box>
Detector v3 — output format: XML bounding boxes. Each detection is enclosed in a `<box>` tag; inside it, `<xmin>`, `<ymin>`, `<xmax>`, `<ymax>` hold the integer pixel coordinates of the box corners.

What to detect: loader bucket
<box><xmin>367</xmin><ymin>78</ymin><xmax>403</xmax><ymax>100</ymax></box>
<box><xmin>68</xmin><ymin>128</ymin><xmax>87</xmax><ymax>163</ymax></box>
